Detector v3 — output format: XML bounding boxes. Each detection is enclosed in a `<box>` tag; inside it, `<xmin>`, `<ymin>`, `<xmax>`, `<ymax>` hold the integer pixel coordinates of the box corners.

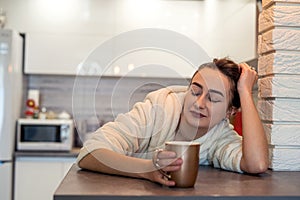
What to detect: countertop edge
<box><xmin>14</xmin><ymin>147</ymin><xmax>80</xmax><ymax>158</ymax></box>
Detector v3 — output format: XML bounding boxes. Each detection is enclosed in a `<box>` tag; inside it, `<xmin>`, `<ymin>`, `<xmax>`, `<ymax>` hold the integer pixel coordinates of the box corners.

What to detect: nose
<box><xmin>194</xmin><ymin>94</ymin><xmax>206</xmax><ymax>109</ymax></box>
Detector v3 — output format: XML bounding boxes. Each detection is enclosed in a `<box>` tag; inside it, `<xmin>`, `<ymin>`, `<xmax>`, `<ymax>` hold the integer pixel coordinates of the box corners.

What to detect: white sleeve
<box><xmin>208</xmin><ymin>126</ymin><xmax>243</xmax><ymax>173</ymax></box>
<box><xmin>76</xmin><ymin>86</ymin><xmax>186</xmax><ymax>165</ymax></box>
<box><xmin>76</xmin><ymin>98</ymin><xmax>155</xmax><ymax>164</ymax></box>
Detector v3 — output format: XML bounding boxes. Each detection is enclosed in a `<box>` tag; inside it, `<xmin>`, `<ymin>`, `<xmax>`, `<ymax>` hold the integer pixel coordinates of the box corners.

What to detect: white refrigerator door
<box><xmin>0</xmin><ymin>162</ymin><xmax>12</xmax><ymax>200</ymax></box>
<box><xmin>0</xmin><ymin>30</ymin><xmax>23</xmax><ymax>160</ymax></box>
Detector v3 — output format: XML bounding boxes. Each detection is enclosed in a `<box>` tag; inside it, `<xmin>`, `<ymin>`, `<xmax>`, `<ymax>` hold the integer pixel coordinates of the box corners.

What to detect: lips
<box><xmin>190</xmin><ymin>111</ymin><xmax>207</xmax><ymax>118</ymax></box>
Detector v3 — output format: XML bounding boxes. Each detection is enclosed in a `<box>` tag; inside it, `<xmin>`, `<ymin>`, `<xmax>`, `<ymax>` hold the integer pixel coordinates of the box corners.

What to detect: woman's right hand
<box><xmin>142</xmin><ymin>150</ymin><xmax>183</xmax><ymax>186</ymax></box>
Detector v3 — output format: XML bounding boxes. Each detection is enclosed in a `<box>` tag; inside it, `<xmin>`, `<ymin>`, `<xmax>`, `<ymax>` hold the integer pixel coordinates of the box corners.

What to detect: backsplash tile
<box><xmin>24</xmin><ymin>75</ymin><xmax>189</xmax><ymax>123</ymax></box>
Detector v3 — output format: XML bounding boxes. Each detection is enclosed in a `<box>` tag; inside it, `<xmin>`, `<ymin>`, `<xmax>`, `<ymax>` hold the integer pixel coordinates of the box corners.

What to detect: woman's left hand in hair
<box><xmin>237</xmin><ymin>63</ymin><xmax>258</xmax><ymax>95</ymax></box>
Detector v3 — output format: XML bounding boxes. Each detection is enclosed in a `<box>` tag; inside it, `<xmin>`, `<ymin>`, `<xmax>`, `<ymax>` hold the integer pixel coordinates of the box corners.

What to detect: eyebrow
<box><xmin>191</xmin><ymin>82</ymin><xmax>224</xmax><ymax>97</ymax></box>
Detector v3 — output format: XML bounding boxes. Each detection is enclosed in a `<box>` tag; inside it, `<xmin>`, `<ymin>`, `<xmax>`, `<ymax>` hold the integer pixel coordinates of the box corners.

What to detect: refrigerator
<box><xmin>0</xmin><ymin>29</ymin><xmax>23</xmax><ymax>200</ymax></box>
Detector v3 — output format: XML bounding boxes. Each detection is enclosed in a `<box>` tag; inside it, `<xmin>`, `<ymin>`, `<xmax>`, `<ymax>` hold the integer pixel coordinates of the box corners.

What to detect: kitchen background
<box><xmin>0</xmin><ymin>0</ymin><xmax>259</xmax><ymax>200</ymax></box>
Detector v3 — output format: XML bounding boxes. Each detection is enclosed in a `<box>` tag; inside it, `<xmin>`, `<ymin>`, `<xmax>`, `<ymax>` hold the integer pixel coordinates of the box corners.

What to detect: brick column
<box><xmin>258</xmin><ymin>0</ymin><xmax>300</xmax><ymax>170</ymax></box>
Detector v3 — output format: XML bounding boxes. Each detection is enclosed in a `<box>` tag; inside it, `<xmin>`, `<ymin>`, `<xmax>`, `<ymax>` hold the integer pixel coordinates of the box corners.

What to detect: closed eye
<box><xmin>190</xmin><ymin>86</ymin><xmax>202</xmax><ymax>96</ymax></box>
<box><xmin>208</xmin><ymin>93</ymin><xmax>223</xmax><ymax>103</ymax></box>
<box><xmin>208</xmin><ymin>96</ymin><xmax>221</xmax><ymax>103</ymax></box>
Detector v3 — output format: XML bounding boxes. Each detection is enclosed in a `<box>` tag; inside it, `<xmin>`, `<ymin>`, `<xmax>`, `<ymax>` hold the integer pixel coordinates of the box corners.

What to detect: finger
<box><xmin>162</xmin><ymin>179</ymin><xmax>176</xmax><ymax>186</ymax></box>
<box><xmin>242</xmin><ymin>63</ymin><xmax>256</xmax><ymax>72</ymax></box>
<box><xmin>157</xmin><ymin>150</ymin><xmax>177</xmax><ymax>159</ymax></box>
<box><xmin>158</xmin><ymin>157</ymin><xmax>183</xmax><ymax>167</ymax></box>
<box><xmin>160</xmin><ymin>178</ymin><xmax>176</xmax><ymax>186</ymax></box>
<box><xmin>162</xmin><ymin>164</ymin><xmax>181</xmax><ymax>172</ymax></box>
<box><xmin>240</xmin><ymin>65</ymin><xmax>257</xmax><ymax>77</ymax></box>
<box><xmin>157</xmin><ymin>174</ymin><xmax>176</xmax><ymax>186</ymax></box>
<box><xmin>239</xmin><ymin>63</ymin><xmax>257</xmax><ymax>72</ymax></box>
<box><xmin>238</xmin><ymin>62</ymin><xmax>249</xmax><ymax>69</ymax></box>
<box><xmin>153</xmin><ymin>171</ymin><xmax>175</xmax><ymax>186</ymax></box>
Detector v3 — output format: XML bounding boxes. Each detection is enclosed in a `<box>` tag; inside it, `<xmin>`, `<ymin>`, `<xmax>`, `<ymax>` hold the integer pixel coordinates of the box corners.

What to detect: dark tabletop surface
<box><xmin>54</xmin><ymin>164</ymin><xmax>300</xmax><ymax>200</ymax></box>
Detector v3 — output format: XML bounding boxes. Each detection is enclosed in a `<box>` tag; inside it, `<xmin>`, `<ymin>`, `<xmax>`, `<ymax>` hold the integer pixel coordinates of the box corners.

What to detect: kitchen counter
<box><xmin>54</xmin><ymin>164</ymin><xmax>300</xmax><ymax>200</ymax></box>
<box><xmin>14</xmin><ymin>148</ymin><xmax>80</xmax><ymax>158</ymax></box>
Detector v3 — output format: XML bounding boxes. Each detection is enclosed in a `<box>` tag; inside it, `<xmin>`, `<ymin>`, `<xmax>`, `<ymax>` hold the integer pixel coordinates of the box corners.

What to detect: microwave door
<box><xmin>20</xmin><ymin>125</ymin><xmax>61</xmax><ymax>143</ymax></box>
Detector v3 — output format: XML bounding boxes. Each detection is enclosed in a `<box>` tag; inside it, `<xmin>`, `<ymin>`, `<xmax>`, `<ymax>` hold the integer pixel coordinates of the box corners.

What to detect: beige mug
<box><xmin>165</xmin><ymin>141</ymin><xmax>200</xmax><ymax>187</ymax></box>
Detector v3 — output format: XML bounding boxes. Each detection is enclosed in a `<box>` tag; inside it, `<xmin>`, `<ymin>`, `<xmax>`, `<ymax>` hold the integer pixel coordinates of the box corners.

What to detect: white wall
<box><xmin>0</xmin><ymin>0</ymin><xmax>257</xmax><ymax>63</ymax></box>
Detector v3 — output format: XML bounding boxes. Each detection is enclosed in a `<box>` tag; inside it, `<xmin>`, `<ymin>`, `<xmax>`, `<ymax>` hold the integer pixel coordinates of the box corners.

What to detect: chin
<box><xmin>187</xmin><ymin>117</ymin><xmax>208</xmax><ymax>129</ymax></box>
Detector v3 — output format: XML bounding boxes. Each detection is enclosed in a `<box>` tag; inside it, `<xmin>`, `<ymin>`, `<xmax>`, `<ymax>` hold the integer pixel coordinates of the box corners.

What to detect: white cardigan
<box><xmin>77</xmin><ymin>85</ymin><xmax>243</xmax><ymax>173</ymax></box>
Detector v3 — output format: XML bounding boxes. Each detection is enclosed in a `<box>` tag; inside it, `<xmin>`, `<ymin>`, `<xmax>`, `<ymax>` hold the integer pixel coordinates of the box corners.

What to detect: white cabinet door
<box><xmin>0</xmin><ymin>162</ymin><xmax>12</xmax><ymax>200</ymax></box>
<box><xmin>24</xmin><ymin>33</ymin><xmax>109</xmax><ymax>75</ymax></box>
<box><xmin>14</xmin><ymin>157</ymin><xmax>76</xmax><ymax>200</ymax></box>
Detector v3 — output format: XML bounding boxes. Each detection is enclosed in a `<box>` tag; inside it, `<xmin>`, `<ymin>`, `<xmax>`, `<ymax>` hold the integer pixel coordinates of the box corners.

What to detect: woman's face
<box><xmin>182</xmin><ymin>67</ymin><xmax>231</xmax><ymax>131</ymax></box>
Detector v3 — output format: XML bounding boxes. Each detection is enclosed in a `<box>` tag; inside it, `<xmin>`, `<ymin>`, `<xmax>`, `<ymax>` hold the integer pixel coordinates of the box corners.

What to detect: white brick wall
<box><xmin>269</xmin><ymin>147</ymin><xmax>300</xmax><ymax>171</ymax></box>
<box><xmin>258</xmin><ymin>0</ymin><xmax>300</xmax><ymax>171</ymax></box>
<box><xmin>258</xmin><ymin>75</ymin><xmax>300</xmax><ymax>98</ymax></box>
<box><xmin>258</xmin><ymin>28</ymin><xmax>300</xmax><ymax>54</ymax></box>
<box><xmin>258</xmin><ymin>52</ymin><xmax>300</xmax><ymax>75</ymax></box>
<box><xmin>259</xmin><ymin>4</ymin><xmax>300</xmax><ymax>33</ymax></box>
<box><xmin>262</xmin><ymin>0</ymin><xmax>300</xmax><ymax>8</ymax></box>
<box><xmin>264</xmin><ymin>123</ymin><xmax>300</xmax><ymax>145</ymax></box>
<box><xmin>258</xmin><ymin>99</ymin><xmax>300</xmax><ymax>121</ymax></box>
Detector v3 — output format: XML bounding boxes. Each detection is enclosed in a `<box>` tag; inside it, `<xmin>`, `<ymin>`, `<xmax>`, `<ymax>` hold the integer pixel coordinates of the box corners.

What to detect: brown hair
<box><xmin>191</xmin><ymin>58</ymin><xmax>241</xmax><ymax>108</ymax></box>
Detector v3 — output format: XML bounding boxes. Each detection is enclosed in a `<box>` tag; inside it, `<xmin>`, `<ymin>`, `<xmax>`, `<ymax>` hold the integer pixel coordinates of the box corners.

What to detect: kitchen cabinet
<box><xmin>14</xmin><ymin>156</ymin><xmax>76</xmax><ymax>200</ymax></box>
<box><xmin>24</xmin><ymin>33</ymin><xmax>109</xmax><ymax>75</ymax></box>
<box><xmin>20</xmin><ymin>0</ymin><xmax>256</xmax><ymax>77</ymax></box>
<box><xmin>24</xmin><ymin>32</ymin><xmax>202</xmax><ymax>78</ymax></box>
<box><xmin>0</xmin><ymin>163</ymin><xmax>12</xmax><ymax>200</ymax></box>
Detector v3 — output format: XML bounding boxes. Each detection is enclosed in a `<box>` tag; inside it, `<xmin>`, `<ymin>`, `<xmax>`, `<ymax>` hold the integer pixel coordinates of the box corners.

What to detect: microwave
<box><xmin>16</xmin><ymin>118</ymin><xmax>73</xmax><ymax>151</ymax></box>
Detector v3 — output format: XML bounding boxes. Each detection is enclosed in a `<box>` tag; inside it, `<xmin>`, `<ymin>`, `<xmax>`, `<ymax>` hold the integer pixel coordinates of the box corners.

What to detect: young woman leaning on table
<box><xmin>76</xmin><ymin>58</ymin><xmax>269</xmax><ymax>186</ymax></box>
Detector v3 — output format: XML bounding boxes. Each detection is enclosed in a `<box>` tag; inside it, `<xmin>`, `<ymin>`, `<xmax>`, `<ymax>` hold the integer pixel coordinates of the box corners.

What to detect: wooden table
<box><xmin>54</xmin><ymin>164</ymin><xmax>300</xmax><ymax>200</ymax></box>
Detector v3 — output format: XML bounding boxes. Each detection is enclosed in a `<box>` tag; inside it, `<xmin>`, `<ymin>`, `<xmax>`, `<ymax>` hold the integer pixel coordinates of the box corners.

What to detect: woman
<box><xmin>77</xmin><ymin>58</ymin><xmax>269</xmax><ymax>186</ymax></box>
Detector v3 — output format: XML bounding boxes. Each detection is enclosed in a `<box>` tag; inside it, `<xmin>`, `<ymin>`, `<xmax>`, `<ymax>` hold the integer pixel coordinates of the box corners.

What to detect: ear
<box><xmin>226</xmin><ymin>106</ymin><xmax>238</xmax><ymax>118</ymax></box>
